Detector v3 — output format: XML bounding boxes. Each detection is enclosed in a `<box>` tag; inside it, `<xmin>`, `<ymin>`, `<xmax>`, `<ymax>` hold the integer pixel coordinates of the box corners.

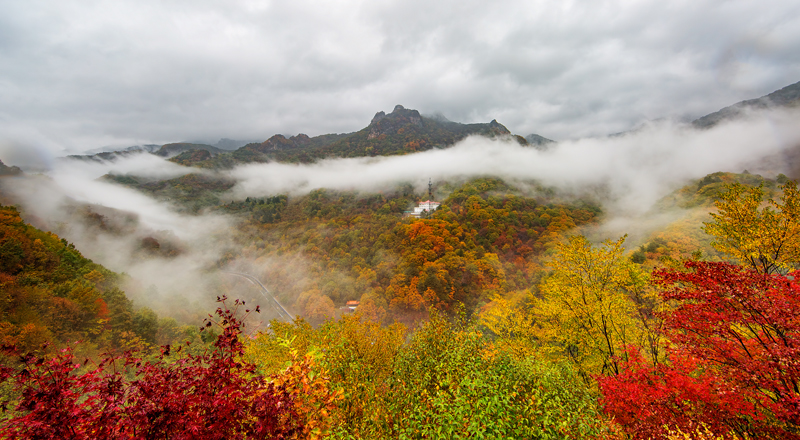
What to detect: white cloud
<box><xmin>227</xmin><ymin>108</ymin><xmax>800</xmax><ymax>215</ymax></box>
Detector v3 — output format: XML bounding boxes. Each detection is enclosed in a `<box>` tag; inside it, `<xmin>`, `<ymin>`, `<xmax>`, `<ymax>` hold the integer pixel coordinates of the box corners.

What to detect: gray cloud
<box><xmin>0</xmin><ymin>0</ymin><xmax>799</xmax><ymax>156</ymax></box>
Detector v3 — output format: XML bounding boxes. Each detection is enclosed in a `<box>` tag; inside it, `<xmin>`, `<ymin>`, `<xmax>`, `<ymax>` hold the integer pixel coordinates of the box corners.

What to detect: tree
<box><xmin>599</xmin><ymin>261</ymin><xmax>800</xmax><ymax>439</ymax></box>
<box><xmin>0</xmin><ymin>297</ymin><xmax>335</xmax><ymax>439</ymax></box>
<box><xmin>534</xmin><ymin>235</ymin><xmax>659</xmax><ymax>378</ymax></box>
<box><xmin>389</xmin><ymin>308</ymin><xmax>611</xmax><ymax>439</ymax></box>
<box><xmin>703</xmin><ymin>181</ymin><xmax>800</xmax><ymax>274</ymax></box>
<box><xmin>597</xmin><ymin>347</ymin><xmax>764</xmax><ymax>440</ymax></box>
<box><xmin>479</xmin><ymin>294</ymin><xmax>539</xmax><ymax>360</ymax></box>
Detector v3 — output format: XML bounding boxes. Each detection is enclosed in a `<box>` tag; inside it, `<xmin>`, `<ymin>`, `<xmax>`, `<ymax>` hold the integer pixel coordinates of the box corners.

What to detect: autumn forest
<box><xmin>2</xmin><ymin>87</ymin><xmax>800</xmax><ymax>439</ymax></box>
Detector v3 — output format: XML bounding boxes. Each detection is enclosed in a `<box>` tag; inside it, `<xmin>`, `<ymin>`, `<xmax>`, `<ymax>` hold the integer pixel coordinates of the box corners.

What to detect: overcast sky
<box><xmin>1</xmin><ymin>0</ymin><xmax>799</xmax><ymax>157</ymax></box>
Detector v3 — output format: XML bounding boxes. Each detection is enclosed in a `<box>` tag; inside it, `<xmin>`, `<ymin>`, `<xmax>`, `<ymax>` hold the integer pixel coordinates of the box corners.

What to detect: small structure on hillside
<box><xmin>405</xmin><ymin>178</ymin><xmax>440</xmax><ymax>218</ymax></box>
<box><xmin>345</xmin><ymin>301</ymin><xmax>360</xmax><ymax>312</ymax></box>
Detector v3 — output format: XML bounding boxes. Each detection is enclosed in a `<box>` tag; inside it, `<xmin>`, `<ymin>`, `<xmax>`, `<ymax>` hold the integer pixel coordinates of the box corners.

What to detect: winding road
<box><xmin>223</xmin><ymin>272</ymin><xmax>294</xmax><ymax>322</ymax></box>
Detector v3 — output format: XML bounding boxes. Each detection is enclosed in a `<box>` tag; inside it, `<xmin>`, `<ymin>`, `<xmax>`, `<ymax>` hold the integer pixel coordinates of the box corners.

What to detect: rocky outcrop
<box><xmin>488</xmin><ymin>119</ymin><xmax>511</xmax><ymax>135</ymax></box>
<box><xmin>0</xmin><ymin>159</ymin><xmax>22</xmax><ymax>176</ymax></box>
<box><xmin>368</xmin><ymin>105</ymin><xmax>423</xmax><ymax>139</ymax></box>
<box><xmin>251</xmin><ymin>133</ymin><xmax>314</xmax><ymax>152</ymax></box>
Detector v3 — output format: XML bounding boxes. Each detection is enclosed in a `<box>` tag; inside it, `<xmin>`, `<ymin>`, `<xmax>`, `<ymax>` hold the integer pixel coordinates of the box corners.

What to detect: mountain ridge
<box><xmin>692</xmin><ymin>80</ymin><xmax>800</xmax><ymax>128</ymax></box>
<box><xmin>36</xmin><ymin>79</ymin><xmax>800</xmax><ymax>170</ymax></box>
<box><xmin>166</xmin><ymin>105</ymin><xmax>546</xmax><ymax>167</ymax></box>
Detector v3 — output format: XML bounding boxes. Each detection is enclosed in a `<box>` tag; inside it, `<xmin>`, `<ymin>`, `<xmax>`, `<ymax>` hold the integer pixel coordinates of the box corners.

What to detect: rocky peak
<box><xmin>260</xmin><ymin>134</ymin><xmax>291</xmax><ymax>151</ymax></box>
<box><xmin>367</xmin><ymin>105</ymin><xmax>423</xmax><ymax>139</ymax></box>
<box><xmin>292</xmin><ymin>134</ymin><xmax>311</xmax><ymax>145</ymax></box>
<box><xmin>371</xmin><ymin>111</ymin><xmax>386</xmax><ymax>124</ymax></box>
<box><xmin>488</xmin><ymin>119</ymin><xmax>511</xmax><ymax>135</ymax></box>
<box><xmin>0</xmin><ymin>159</ymin><xmax>22</xmax><ymax>176</ymax></box>
<box><xmin>255</xmin><ymin>133</ymin><xmax>314</xmax><ymax>152</ymax></box>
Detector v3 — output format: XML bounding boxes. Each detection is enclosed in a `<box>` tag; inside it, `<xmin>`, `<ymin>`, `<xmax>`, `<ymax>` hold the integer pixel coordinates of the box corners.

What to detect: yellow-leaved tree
<box><xmin>479</xmin><ymin>293</ymin><xmax>539</xmax><ymax>360</ymax></box>
<box><xmin>534</xmin><ymin>235</ymin><xmax>660</xmax><ymax>379</ymax></box>
<box><xmin>703</xmin><ymin>180</ymin><xmax>800</xmax><ymax>274</ymax></box>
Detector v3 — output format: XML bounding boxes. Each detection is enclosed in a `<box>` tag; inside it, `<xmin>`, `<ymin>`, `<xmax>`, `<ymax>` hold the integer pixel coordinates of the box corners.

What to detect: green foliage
<box><xmin>221</xmin><ymin>194</ymin><xmax>288</xmax><ymax>223</ymax></box>
<box><xmin>245</xmin><ymin>309</ymin><xmax>613</xmax><ymax>439</ymax></box>
<box><xmin>390</xmin><ymin>310</ymin><xmax>614</xmax><ymax>439</ymax></box>
<box><xmin>103</xmin><ymin>173</ymin><xmax>236</xmax><ymax>213</ymax></box>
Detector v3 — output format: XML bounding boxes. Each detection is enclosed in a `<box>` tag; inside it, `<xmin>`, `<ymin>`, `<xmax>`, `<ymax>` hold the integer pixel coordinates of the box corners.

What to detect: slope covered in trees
<box><xmin>0</xmin><ymin>204</ymin><xmax>182</xmax><ymax>355</ymax></box>
<box><xmin>224</xmin><ymin>178</ymin><xmax>599</xmax><ymax>325</ymax></box>
<box><xmin>4</xmin><ymin>177</ymin><xmax>800</xmax><ymax>438</ymax></box>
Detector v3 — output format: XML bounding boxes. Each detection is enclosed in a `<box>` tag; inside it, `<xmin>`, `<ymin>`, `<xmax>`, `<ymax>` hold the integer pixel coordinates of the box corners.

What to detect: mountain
<box><xmin>66</xmin><ymin>106</ymin><xmax>552</xmax><ymax>168</ymax></box>
<box><xmin>65</xmin><ymin>149</ymin><xmax>152</xmax><ymax>162</ymax></box>
<box><xmin>0</xmin><ymin>159</ymin><xmax>22</xmax><ymax>176</ymax></box>
<box><xmin>154</xmin><ymin>142</ymin><xmax>225</xmax><ymax>158</ymax></box>
<box><xmin>224</xmin><ymin>105</ymin><xmax>524</xmax><ymax>165</ymax></box>
<box><xmin>80</xmin><ymin>144</ymin><xmax>161</xmax><ymax>155</ymax></box>
<box><xmin>524</xmin><ymin>133</ymin><xmax>556</xmax><ymax>150</ymax></box>
<box><xmin>169</xmin><ymin>105</ymin><xmax>541</xmax><ymax>167</ymax></box>
<box><xmin>692</xmin><ymin>80</ymin><xmax>800</xmax><ymax>128</ymax></box>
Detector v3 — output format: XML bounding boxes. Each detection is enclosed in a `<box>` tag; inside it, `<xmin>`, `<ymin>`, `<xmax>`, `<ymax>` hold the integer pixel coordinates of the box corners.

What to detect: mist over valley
<box><xmin>2</xmin><ymin>82</ymin><xmax>800</xmax><ymax>326</ymax></box>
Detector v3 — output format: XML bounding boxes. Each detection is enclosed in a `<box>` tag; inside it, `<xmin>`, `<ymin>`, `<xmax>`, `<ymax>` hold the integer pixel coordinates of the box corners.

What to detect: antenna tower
<box><xmin>428</xmin><ymin>178</ymin><xmax>433</xmax><ymax>201</ymax></box>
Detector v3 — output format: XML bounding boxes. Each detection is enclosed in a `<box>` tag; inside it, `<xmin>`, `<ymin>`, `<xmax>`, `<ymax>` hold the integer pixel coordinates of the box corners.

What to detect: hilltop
<box><xmin>692</xmin><ymin>80</ymin><xmax>800</xmax><ymax>128</ymax></box>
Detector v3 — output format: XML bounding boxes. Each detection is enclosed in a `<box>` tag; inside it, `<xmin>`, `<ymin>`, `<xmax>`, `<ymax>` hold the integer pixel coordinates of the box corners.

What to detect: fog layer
<box><xmin>1</xmin><ymin>108</ymin><xmax>798</xmax><ymax>318</ymax></box>
<box><xmin>228</xmin><ymin>108</ymin><xmax>800</xmax><ymax>215</ymax></box>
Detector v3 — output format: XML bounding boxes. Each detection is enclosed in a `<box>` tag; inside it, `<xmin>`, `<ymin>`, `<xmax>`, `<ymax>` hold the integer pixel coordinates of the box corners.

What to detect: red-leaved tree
<box><xmin>599</xmin><ymin>262</ymin><xmax>800</xmax><ymax>439</ymax></box>
<box><xmin>0</xmin><ymin>296</ymin><xmax>304</xmax><ymax>439</ymax></box>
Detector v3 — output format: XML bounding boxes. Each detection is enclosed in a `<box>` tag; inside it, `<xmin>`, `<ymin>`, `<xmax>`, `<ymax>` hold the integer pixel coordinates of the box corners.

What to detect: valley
<box><xmin>2</xmin><ymin>81</ymin><xmax>800</xmax><ymax>438</ymax></box>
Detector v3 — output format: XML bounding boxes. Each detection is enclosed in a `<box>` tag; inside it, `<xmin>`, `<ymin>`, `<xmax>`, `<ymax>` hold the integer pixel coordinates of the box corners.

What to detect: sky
<box><xmin>1</xmin><ymin>0</ymin><xmax>800</xmax><ymax>158</ymax></box>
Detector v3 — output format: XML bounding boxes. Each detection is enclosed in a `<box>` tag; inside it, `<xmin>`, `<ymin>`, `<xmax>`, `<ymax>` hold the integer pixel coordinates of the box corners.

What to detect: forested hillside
<box><xmin>0</xmin><ymin>205</ymin><xmax>191</xmax><ymax>355</ymax></box>
<box><xmin>3</xmin><ymin>83</ymin><xmax>800</xmax><ymax>438</ymax></box>
<box><xmin>3</xmin><ymin>177</ymin><xmax>800</xmax><ymax>439</ymax></box>
<box><xmin>223</xmin><ymin>178</ymin><xmax>599</xmax><ymax>325</ymax></box>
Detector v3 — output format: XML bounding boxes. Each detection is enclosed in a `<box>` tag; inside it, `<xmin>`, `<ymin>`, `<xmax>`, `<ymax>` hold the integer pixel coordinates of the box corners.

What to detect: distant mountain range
<box><xmin>692</xmin><ymin>80</ymin><xmax>800</xmax><ymax>128</ymax></box>
<box><xmin>69</xmin><ymin>104</ymin><xmax>554</xmax><ymax>167</ymax></box>
<box><xmin>59</xmin><ymin>79</ymin><xmax>800</xmax><ymax>168</ymax></box>
<box><xmin>226</xmin><ymin>104</ymin><xmax>539</xmax><ymax>164</ymax></box>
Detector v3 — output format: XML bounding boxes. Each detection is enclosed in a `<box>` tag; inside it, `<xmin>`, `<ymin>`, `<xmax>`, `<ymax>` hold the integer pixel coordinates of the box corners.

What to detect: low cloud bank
<box><xmin>228</xmin><ymin>108</ymin><xmax>800</xmax><ymax>216</ymax></box>
<box><xmin>1</xmin><ymin>107</ymin><xmax>798</xmax><ymax>318</ymax></box>
<box><xmin>0</xmin><ymin>155</ymin><xmax>235</xmax><ymax>317</ymax></box>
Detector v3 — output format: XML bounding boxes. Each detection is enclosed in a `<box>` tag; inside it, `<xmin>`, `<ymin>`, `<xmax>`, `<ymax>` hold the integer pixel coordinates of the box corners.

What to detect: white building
<box><xmin>406</xmin><ymin>200</ymin><xmax>440</xmax><ymax>218</ymax></box>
